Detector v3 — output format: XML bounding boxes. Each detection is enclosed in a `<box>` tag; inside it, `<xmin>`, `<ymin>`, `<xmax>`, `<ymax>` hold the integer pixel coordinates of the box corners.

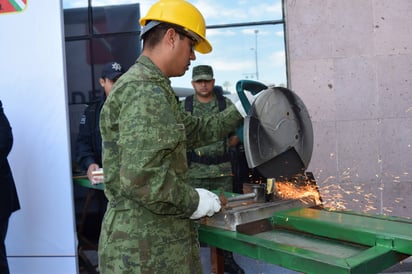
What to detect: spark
<box><xmin>274</xmin><ymin>181</ymin><xmax>322</xmax><ymax>205</ymax></box>
<box><xmin>304</xmin><ymin>168</ymin><xmax>410</xmax><ymax>217</ymax></box>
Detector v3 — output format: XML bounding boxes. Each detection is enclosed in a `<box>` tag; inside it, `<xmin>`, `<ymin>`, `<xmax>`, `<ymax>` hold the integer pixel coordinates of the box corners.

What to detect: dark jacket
<box><xmin>74</xmin><ymin>98</ymin><xmax>105</xmax><ymax>171</ymax></box>
<box><xmin>0</xmin><ymin>100</ymin><xmax>20</xmax><ymax>220</ymax></box>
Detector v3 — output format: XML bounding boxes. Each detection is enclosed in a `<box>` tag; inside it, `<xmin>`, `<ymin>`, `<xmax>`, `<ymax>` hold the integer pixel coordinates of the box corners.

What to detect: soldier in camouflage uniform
<box><xmin>182</xmin><ymin>65</ymin><xmax>238</xmax><ymax>193</ymax></box>
<box><xmin>97</xmin><ymin>1</ymin><xmax>243</xmax><ymax>274</ymax></box>
<box><xmin>181</xmin><ymin>65</ymin><xmax>245</xmax><ymax>274</ymax></box>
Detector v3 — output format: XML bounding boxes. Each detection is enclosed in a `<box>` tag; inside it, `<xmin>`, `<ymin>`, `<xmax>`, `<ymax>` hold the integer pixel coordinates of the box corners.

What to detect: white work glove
<box><xmin>91</xmin><ymin>168</ymin><xmax>104</xmax><ymax>185</ymax></box>
<box><xmin>190</xmin><ymin>188</ymin><xmax>221</xmax><ymax>219</ymax></box>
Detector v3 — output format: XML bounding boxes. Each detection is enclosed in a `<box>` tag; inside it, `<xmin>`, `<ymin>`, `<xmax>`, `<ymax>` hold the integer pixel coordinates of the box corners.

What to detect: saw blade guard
<box><xmin>243</xmin><ymin>86</ymin><xmax>313</xmax><ymax>179</ymax></box>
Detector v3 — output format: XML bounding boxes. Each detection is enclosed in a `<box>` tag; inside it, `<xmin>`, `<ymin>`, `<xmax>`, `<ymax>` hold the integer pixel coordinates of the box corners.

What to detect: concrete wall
<box><xmin>284</xmin><ymin>0</ymin><xmax>412</xmax><ymax>217</ymax></box>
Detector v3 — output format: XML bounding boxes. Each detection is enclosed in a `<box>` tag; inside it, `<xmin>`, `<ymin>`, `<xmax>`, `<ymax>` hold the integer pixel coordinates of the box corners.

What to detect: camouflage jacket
<box><xmin>98</xmin><ymin>55</ymin><xmax>242</xmax><ymax>273</ymax></box>
<box><xmin>180</xmin><ymin>96</ymin><xmax>235</xmax><ymax>179</ymax></box>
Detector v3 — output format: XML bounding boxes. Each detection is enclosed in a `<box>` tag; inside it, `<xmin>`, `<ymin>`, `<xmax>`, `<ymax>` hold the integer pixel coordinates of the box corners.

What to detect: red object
<box><xmin>0</xmin><ymin>0</ymin><xmax>27</xmax><ymax>14</ymax></box>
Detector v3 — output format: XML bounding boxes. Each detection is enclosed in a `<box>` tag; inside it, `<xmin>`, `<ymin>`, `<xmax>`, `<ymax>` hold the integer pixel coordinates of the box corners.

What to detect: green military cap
<box><xmin>192</xmin><ymin>65</ymin><xmax>214</xmax><ymax>81</ymax></box>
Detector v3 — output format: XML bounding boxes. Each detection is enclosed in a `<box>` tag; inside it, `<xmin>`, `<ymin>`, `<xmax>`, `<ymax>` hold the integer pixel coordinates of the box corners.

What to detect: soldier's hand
<box><xmin>88</xmin><ymin>164</ymin><xmax>104</xmax><ymax>184</ymax></box>
<box><xmin>228</xmin><ymin>135</ymin><xmax>240</xmax><ymax>147</ymax></box>
<box><xmin>190</xmin><ymin>188</ymin><xmax>221</xmax><ymax>219</ymax></box>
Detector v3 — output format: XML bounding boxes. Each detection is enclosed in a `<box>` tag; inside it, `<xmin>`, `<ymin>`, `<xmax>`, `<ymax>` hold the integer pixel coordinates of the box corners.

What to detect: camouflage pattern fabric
<box><xmin>181</xmin><ymin>97</ymin><xmax>235</xmax><ymax>193</ymax></box>
<box><xmin>98</xmin><ymin>55</ymin><xmax>243</xmax><ymax>274</ymax></box>
<box><xmin>188</xmin><ymin>176</ymin><xmax>233</xmax><ymax>193</ymax></box>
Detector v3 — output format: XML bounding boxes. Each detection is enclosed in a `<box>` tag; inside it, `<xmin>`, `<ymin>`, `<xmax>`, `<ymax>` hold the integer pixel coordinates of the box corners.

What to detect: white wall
<box><xmin>0</xmin><ymin>1</ymin><xmax>77</xmax><ymax>273</ymax></box>
<box><xmin>285</xmin><ymin>0</ymin><xmax>412</xmax><ymax>218</ymax></box>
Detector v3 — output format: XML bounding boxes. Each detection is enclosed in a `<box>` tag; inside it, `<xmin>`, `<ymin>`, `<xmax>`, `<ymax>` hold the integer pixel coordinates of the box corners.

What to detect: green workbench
<box><xmin>73</xmin><ymin>176</ymin><xmax>104</xmax><ymax>191</ymax></box>
<box><xmin>199</xmin><ymin>207</ymin><xmax>412</xmax><ymax>274</ymax></box>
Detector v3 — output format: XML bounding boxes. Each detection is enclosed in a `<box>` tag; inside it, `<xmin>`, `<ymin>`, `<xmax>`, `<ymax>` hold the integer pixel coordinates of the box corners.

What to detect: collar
<box><xmin>137</xmin><ymin>55</ymin><xmax>171</xmax><ymax>85</ymax></box>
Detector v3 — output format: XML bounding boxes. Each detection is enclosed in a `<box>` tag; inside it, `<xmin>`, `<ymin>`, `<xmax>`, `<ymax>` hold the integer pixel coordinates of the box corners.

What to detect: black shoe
<box><xmin>223</xmin><ymin>251</ymin><xmax>245</xmax><ymax>274</ymax></box>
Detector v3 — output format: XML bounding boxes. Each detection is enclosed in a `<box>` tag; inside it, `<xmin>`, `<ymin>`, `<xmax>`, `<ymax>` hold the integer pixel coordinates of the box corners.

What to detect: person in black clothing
<box><xmin>0</xmin><ymin>100</ymin><xmax>20</xmax><ymax>274</ymax></box>
<box><xmin>74</xmin><ymin>62</ymin><xmax>124</xmax><ymax>247</ymax></box>
<box><xmin>75</xmin><ymin>62</ymin><xmax>124</xmax><ymax>183</ymax></box>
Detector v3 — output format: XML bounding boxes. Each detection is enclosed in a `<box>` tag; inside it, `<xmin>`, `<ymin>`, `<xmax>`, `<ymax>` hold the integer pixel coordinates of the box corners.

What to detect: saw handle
<box><xmin>235</xmin><ymin>80</ymin><xmax>268</xmax><ymax>114</ymax></box>
<box><xmin>235</xmin><ymin>80</ymin><xmax>268</xmax><ymax>143</ymax></box>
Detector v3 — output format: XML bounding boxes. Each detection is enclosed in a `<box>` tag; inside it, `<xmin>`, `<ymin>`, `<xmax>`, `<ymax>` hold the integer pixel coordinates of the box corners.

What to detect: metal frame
<box><xmin>199</xmin><ymin>207</ymin><xmax>412</xmax><ymax>274</ymax></box>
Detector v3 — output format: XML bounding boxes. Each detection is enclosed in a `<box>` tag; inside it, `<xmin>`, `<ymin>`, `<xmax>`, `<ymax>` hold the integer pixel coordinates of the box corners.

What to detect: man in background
<box><xmin>75</xmin><ymin>61</ymin><xmax>124</xmax><ymax>184</ymax></box>
<box><xmin>0</xmin><ymin>100</ymin><xmax>20</xmax><ymax>274</ymax></box>
<box><xmin>181</xmin><ymin>65</ymin><xmax>245</xmax><ymax>274</ymax></box>
<box><xmin>74</xmin><ymin>62</ymin><xmax>124</xmax><ymax>248</ymax></box>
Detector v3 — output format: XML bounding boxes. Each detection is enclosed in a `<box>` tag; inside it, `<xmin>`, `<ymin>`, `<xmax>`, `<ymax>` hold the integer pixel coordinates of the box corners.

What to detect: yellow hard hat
<box><xmin>140</xmin><ymin>0</ymin><xmax>212</xmax><ymax>54</ymax></box>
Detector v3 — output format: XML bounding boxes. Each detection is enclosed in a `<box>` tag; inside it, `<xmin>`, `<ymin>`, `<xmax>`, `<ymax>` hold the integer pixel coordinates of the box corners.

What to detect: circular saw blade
<box><xmin>243</xmin><ymin>86</ymin><xmax>313</xmax><ymax>179</ymax></box>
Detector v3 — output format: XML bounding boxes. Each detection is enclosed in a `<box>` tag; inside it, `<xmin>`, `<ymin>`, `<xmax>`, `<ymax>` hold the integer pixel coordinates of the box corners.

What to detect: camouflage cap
<box><xmin>192</xmin><ymin>65</ymin><xmax>214</xmax><ymax>81</ymax></box>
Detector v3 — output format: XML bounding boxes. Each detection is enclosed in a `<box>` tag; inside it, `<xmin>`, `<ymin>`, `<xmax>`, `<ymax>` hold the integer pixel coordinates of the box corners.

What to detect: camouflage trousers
<box><xmin>98</xmin><ymin>206</ymin><xmax>203</xmax><ymax>274</ymax></box>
